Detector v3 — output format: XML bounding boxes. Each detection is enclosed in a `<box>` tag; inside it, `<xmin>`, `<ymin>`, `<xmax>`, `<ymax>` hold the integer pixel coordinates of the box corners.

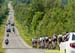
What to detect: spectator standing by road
<box><xmin>58</xmin><ymin>34</ymin><xmax>63</xmax><ymax>45</ymax></box>
<box><xmin>32</xmin><ymin>38</ymin><xmax>37</xmax><ymax>48</ymax></box>
<box><xmin>51</xmin><ymin>34</ymin><xmax>57</xmax><ymax>49</ymax></box>
<box><xmin>39</xmin><ymin>36</ymin><xmax>45</xmax><ymax>49</ymax></box>
<box><xmin>48</xmin><ymin>37</ymin><xmax>52</xmax><ymax>49</ymax></box>
<box><xmin>63</xmin><ymin>32</ymin><xmax>69</xmax><ymax>41</ymax></box>
<box><xmin>44</xmin><ymin>36</ymin><xmax>49</xmax><ymax>49</ymax></box>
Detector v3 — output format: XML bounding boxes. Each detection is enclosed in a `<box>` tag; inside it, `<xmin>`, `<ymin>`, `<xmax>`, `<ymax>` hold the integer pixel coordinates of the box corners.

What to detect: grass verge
<box><xmin>0</xmin><ymin>19</ymin><xmax>7</xmax><ymax>53</ymax></box>
<box><xmin>44</xmin><ymin>50</ymin><xmax>63</xmax><ymax>53</ymax></box>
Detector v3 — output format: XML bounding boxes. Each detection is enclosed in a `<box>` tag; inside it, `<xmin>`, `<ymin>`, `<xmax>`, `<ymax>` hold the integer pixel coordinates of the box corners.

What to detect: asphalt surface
<box><xmin>3</xmin><ymin>1</ymin><xmax>30</xmax><ymax>49</ymax></box>
<box><xmin>2</xmin><ymin>1</ymin><xmax>44</xmax><ymax>53</ymax></box>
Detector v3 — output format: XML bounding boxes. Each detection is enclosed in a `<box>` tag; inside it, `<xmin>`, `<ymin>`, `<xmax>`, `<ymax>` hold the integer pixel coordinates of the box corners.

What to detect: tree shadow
<box><xmin>0</xmin><ymin>15</ymin><xmax>6</xmax><ymax>26</ymax></box>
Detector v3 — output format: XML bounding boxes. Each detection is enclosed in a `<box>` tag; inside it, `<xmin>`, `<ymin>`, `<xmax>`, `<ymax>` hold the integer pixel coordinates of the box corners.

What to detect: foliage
<box><xmin>0</xmin><ymin>0</ymin><xmax>8</xmax><ymax>25</ymax></box>
<box><xmin>14</xmin><ymin>0</ymin><xmax>75</xmax><ymax>38</ymax></box>
<box><xmin>0</xmin><ymin>0</ymin><xmax>8</xmax><ymax>53</ymax></box>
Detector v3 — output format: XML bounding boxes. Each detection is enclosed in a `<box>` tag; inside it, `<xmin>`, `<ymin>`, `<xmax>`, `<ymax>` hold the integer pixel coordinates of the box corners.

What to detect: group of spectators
<box><xmin>32</xmin><ymin>32</ymin><xmax>69</xmax><ymax>49</ymax></box>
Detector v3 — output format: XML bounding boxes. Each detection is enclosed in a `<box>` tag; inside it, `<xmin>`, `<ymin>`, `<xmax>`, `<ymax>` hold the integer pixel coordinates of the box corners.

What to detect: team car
<box><xmin>60</xmin><ymin>32</ymin><xmax>75</xmax><ymax>53</ymax></box>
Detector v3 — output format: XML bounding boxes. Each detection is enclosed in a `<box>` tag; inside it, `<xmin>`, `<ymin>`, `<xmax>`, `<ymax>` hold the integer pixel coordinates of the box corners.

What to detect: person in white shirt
<box><xmin>44</xmin><ymin>36</ymin><xmax>49</xmax><ymax>49</ymax></box>
<box><xmin>39</xmin><ymin>37</ymin><xmax>45</xmax><ymax>49</ymax></box>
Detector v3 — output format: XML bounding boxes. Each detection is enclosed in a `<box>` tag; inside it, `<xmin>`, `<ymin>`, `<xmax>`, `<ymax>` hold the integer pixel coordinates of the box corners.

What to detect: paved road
<box><xmin>5</xmin><ymin>49</ymin><xmax>44</xmax><ymax>53</ymax></box>
<box><xmin>2</xmin><ymin>1</ymin><xmax>44</xmax><ymax>53</ymax></box>
<box><xmin>3</xmin><ymin>1</ymin><xmax>30</xmax><ymax>49</ymax></box>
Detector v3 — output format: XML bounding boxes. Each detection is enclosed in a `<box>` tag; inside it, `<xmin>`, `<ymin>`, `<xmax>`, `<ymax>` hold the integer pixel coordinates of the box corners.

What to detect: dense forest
<box><xmin>0</xmin><ymin>0</ymin><xmax>8</xmax><ymax>25</ymax></box>
<box><xmin>13</xmin><ymin>0</ymin><xmax>75</xmax><ymax>39</ymax></box>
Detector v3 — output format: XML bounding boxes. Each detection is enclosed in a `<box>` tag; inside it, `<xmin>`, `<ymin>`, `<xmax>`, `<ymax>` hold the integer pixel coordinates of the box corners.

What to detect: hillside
<box><xmin>13</xmin><ymin>0</ymin><xmax>75</xmax><ymax>45</ymax></box>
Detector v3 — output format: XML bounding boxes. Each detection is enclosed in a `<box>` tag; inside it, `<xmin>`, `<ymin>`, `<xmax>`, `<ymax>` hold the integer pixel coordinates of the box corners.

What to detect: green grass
<box><xmin>0</xmin><ymin>49</ymin><xmax>5</xmax><ymax>53</ymax></box>
<box><xmin>0</xmin><ymin>19</ymin><xmax>7</xmax><ymax>53</ymax></box>
<box><xmin>44</xmin><ymin>50</ymin><xmax>64</xmax><ymax>53</ymax></box>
